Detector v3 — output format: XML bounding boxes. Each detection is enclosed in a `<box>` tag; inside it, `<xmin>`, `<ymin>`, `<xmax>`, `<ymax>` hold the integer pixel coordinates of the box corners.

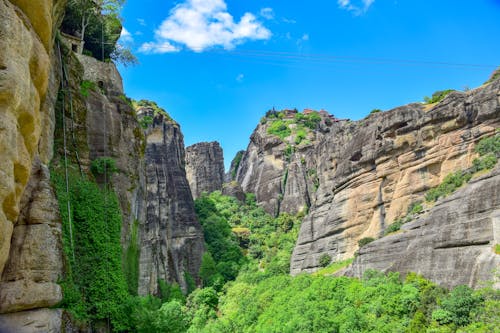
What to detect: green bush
<box><xmin>267</xmin><ymin>119</ymin><xmax>291</xmax><ymax>139</ymax></box>
<box><xmin>318</xmin><ymin>253</ymin><xmax>332</xmax><ymax>267</ymax></box>
<box><xmin>424</xmin><ymin>89</ymin><xmax>455</xmax><ymax>104</ymax></box>
<box><xmin>358</xmin><ymin>237</ymin><xmax>375</xmax><ymax>247</ymax></box>
<box><xmin>425</xmin><ymin>171</ymin><xmax>470</xmax><ymax>202</ymax></box>
<box><xmin>384</xmin><ymin>218</ymin><xmax>403</xmax><ymax>235</ymax></box>
<box><xmin>475</xmin><ymin>135</ymin><xmax>500</xmax><ymax>156</ymax></box>
<box><xmin>370</xmin><ymin>109</ymin><xmax>382</xmax><ymax>114</ymax></box>
<box><xmin>90</xmin><ymin>157</ymin><xmax>118</xmax><ymax>177</ymax></box>
<box><xmin>139</xmin><ymin>115</ymin><xmax>153</xmax><ymax>129</ymax></box>
<box><xmin>408</xmin><ymin>202</ymin><xmax>423</xmax><ymax>215</ymax></box>
<box><xmin>80</xmin><ymin>80</ymin><xmax>96</xmax><ymax>97</ymax></box>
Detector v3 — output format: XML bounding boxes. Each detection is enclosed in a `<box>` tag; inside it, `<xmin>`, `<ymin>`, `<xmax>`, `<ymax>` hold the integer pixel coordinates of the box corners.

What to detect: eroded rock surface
<box><xmin>0</xmin><ymin>0</ymin><xmax>65</xmax><ymax>328</ymax></box>
<box><xmin>185</xmin><ymin>142</ymin><xmax>225</xmax><ymax>199</ymax></box>
<box><xmin>346</xmin><ymin>166</ymin><xmax>500</xmax><ymax>288</ymax></box>
<box><xmin>291</xmin><ymin>80</ymin><xmax>500</xmax><ymax>275</ymax></box>
<box><xmin>138</xmin><ymin>107</ymin><xmax>204</xmax><ymax>295</ymax></box>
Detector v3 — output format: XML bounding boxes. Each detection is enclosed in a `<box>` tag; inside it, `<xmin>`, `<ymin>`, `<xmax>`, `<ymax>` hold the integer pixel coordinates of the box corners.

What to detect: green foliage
<box><xmin>370</xmin><ymin>109</ymin><xmax>382</xmax><ymax>114</ymax></box>
<box><xmin>472</xmin><ymin>154</ymin><xmax>498</xmax><ymax>172</ymax></box>
<box><xmin>358</xmin><ymin>237</ymin><xmax>375</xmax><ymax>247</ymax></box>
<box><xmin>51</xmin><ymin>169</ymin><xmax>131</xmax><ymax>331</ymax></box>
<box><xmin>284</xmin><ymin>144</ymin><xmax>294</xmax><ymax>160</ymax></box>
<box><xmin>230</xmin><ymin>151</ymin><xmax>244</xmax><ymax>179</ymax></box>
<box><xmin>483</xmin><ymin>67</ymin><xmax>500</xmax><ymax>85</ymax></box>
<box><xmin>267</xmin><ymin>119</ymin><xmax>291</xmax><ymax>139</ymax></box>
<box><xmin>314</xmin><ymin>258</ymin><xmax>354</xmax><ymax>276</ymax></box>
<box><xmin>138</xmin><ymin>115</ymin><xmax>153</xmax><ymax>129</ymax></box>
<box><xmin>425</xmin><ymin>171</ymin><xmax>471</xmax><ymax>202</ymax></box>
<box><xmin>158</xmin><ymin>279</ymin><xmax>185</xmax><ymax>304</ymax></box>
<box><xmin>384</xmin><ymin>218</ymin><xmax>404</xmax><ymax>235</ymax></box>
<box><xmin>432</xmin><ymin>285</ymin><xmax>483</xmax><ymax>327</ymax></box>
<box><xmin>318</xmin><ymin>253</ymin><xmax>332</xmax><ymax>267</ymax></box>
<box><xmin>90</xmin><ymin>156</ymin><xmax>118</xmax><ymax>177</ymax></box>
<box><xmin>80</xmin><ymin>80</ymin><xmax>97</xmax><ymax>97</ymax></box>
<box><xmin>295</xmin><ymin>128</ymin><xmax>307</xmax><ymax>144</ymax></box>
<box><xmin>424</xmin><ymin>89</ymin><xmax>455</xmax><ymax>104</ymax></box>
<box><xmin>408</xmin><ymin>201</ymin><xmax>424</xmax><ymax>215</ymax></box>
<box><xmin>124</xmin><ymin>219</ymin><xmax>140</xmax><ymax>295</ymax></box>
<box><xmin>474</xmin><ymin>134</ymin><xmax>500</xmax><ymax>157</ymax></box>
<box><xmin>495</xmin><ymin>244</ymin><xmax>500</xmax><ymax>255</ymax></box>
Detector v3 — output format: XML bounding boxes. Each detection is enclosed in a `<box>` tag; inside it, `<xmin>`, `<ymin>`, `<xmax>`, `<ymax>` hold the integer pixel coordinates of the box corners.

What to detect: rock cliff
<box><xmin>345</xmin><ymin>165</ymin><xmax>500</xmax><ymax>288</ymax></box>
<box><xmin>0</xmin><ymin>0</ymin><xmax>66</xmax><ymax>330</ymax></box>
<box><xmin>138</xmin><ymin>107</ymin><xmax>204</xmax><ymax>295</ymax></box>
<box><xmin>230</xmin><ymin>81</ymin><xmax>499</xmax><ymax>285</ymax></box>
<box><xmin>185</xmin><ymin>142</ymin><xmax>225</xmax><ymax>199</ymax></box>
<box><xmin>290</xmin><ymin>79</ymin><xmax>500</xmax><ymax>280</ymax></box>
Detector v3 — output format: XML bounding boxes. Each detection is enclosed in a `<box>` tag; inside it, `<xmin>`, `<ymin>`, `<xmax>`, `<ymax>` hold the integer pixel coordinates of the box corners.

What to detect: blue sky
<box><xmin>117</xmin><ymin>0</ymin><xmax>500</xmax><ymax>170</ymax></box>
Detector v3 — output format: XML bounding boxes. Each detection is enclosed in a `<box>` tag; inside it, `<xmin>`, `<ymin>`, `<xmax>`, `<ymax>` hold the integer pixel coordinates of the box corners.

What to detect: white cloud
<box><xmin>337</xmin><ymin>0</ymin><xmax>375</xmax><ymax>15</ymax></box>
<box><xmin>260</xmin><ymin>7</ymin><xmax>274</xmax><ymax>20</ymax></box>
<box><xmin>301</xmin><ymin>33</ymin><xmax>309</xmax><ymax>41</ymax></box>
<box><xmin>119</xmin><ymin>27</ymin><xmax>134</xmax><ymax>43</ymax></box>
<box><xmin>140</xmin><ymin>0</ymin><xmax>272</xmax><ymax>54</ymax></box>
<box><xmin>236</xmin><ymin>73</ymin><xmax>244</xmax><ymax>82</ymax></box>
<box><xmin>137</xmin><ymin>18</ymin><xmax>146</xmax><ymax>26</ymax></box>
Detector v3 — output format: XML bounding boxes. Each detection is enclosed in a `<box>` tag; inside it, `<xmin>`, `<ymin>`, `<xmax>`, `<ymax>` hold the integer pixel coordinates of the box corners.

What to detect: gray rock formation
<box><xmin>222</xmin><ymin>181</ymin><xmax>246</xmax><ymax>202</ymax></box>
<box><xmin>138</xmin><ymin>107</ymin><xmax>205</xmax><ymax>295</ymax></box>
<box><xmin>225</xmin><ymin>150</ymin><xmax>245</xmax><ymax>182</ymax></box>
<box><xmin>185</xmin><ymin>142</ymin><xmax>225</xmax><ymax>199</ymax></box>
<box><xmin>291</xmin><ymin>79</ymin><xmax>500</xmax><ymax>277</ymax></box>
<box><xmin>345</xmin><ymin>166</ymin><xmax>500</xmax><ymax>288</ymax></box>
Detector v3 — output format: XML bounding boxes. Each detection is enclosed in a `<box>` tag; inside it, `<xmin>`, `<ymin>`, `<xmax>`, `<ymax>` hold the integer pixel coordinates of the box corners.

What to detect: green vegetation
<box><xmin>133</xmin><ymin>99</ymin><xmax>173</xmax><ymax>120</ymax></box>
<box><xmin>52</xmin><ymin>167</ymin><xmax>131</xmax><ymax>330</ymax></box>
<box><xmin>230</xmin><ymin>151</ymin><xmax>244</xmax><ymax>179</ymax></box>
<box><xmin>264</xmin><ymin>110</ymin><xmax>323</xmax><ymax>143</ymax></box>
<box><xmin>424</xmin><ymin>89</ymin><xmax>456</xmax><ymax>104</ymax></box>
<box><xmin>138</xmin><ymin>115</ymin><xmax>153</xmax><ymax>129</ymax></box>
<box><xmin>425</xmin><ymin>133</ymin><xmax>499</xmax><ymax>203</ymax></box>
<box><xmin>124</xmin><ymin>219</ymin><xmax>140</xmax><ymax>295</ymax></box>
<box><xmin>80</xmin><ymin>80</ymin><xmax>97</xmax><ymax>97</ymax></box>
<box><xmin>267</xmin><ymin>119</ymin><xmax>292</xmax><ymax>139</ymax></box>
<box><xmin>358</xmin><ymin>237</ymin><xmax>375</xmax><ymax>247</ymax></box>
<box><xmin>314</xmin><ymin>258</ymin><xmax>354</xmax><ymax>276</ymax></box>
<box><xmin>194</xmin><ymin>191</ymin><xmax>303</xmax><ymax>284</ymax></box>
<box><xmin>370</xmin><ymin>109</ymin><xmax>382</xmax><ymax>114</ymax></box>
<box><xmin>495</xmin><ymin>244</ymin><xmax>500</xmax><ymax>255</ymax></box>
<box><xmin>318</xmin><ymin>253</ymin><xmax>332</xmax><ymax>267</ymax></box>
<box><xmin>90</xmin><ymin>156</ymin><xmax>118</xmax><ymax>177</ymax></box>
<box><xmin>61</xmin><ymin>0</ymin><xmax>138</xmax><ymax>65</ymax></box>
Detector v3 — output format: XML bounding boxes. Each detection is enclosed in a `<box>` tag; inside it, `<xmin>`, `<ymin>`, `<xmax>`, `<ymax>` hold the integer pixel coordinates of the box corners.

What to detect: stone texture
<box><xmin>290</xmin><ymin>79</ymin><xmax>500</xmax><ymax>276</ymax></box>
<box><xmin>222</xmin><ymin>181</ymin><xmax>246</xmax><ymax>202</ymax></box>
<box><xmin>185</xmin><ymin>141</ymin><xmax>225</xmax><ymax>199</ymax></box>
<box><xmin>345</xmin><ymin>166</ymin><xmax>500</xmax><ymax>288</ymax></box>
<box><xmin>138</xmin><ymin>107</ymin><xmax>204</xmax><ymax>295</ymax></box>
<box><xmin>0</xmin><ymin>0</ymin><xmax>65</xmax><ymax>323</ymax></box>
<box><xmin>0</xmin><ymin>308</ymin><xmax>62</xmax><ymax>333</ymax></box>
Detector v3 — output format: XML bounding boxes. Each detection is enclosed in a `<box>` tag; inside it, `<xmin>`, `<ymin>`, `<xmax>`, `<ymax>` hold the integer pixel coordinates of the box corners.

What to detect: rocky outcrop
<box><xmin>236</xmin><ymin>119</ymin><xmax>327</xmax><ymax>216</ymax></box>
<box><xmin>346</xmin><ymin>165</ymin><xmax>500</xmax><ymax>288</ymax></box>
<box><xmin>0</xmin><ymin>0</ymin><xmax>66</xmax><ymax>330</ymax></box>
<box><xmin>138</xmin><ymin>107</ymin><xmax>204</xmax><ymax>295</ymax></box>
<box><xmin>291</xmin><ymin>80</ymin><xmax>500</xmax><ymax>276</ymax></box>
<box><xmin>222</xmin><ymin>181</ymin><xmax>246</xmax><ymax>202</ymax></box>
<box><xmin>185</xmin><ymin>142</ymin><xmax>225</xmax><ymax>199</ymax></box>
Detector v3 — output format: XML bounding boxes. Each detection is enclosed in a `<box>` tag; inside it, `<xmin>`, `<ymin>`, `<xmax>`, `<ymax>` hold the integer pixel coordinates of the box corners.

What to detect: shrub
<box><xmin>408</xmin><ymin>202</ymin><xmax>423</xmax><ymax>215</ymax></box>
<box><xmin>139</xmin><ymin>115</ymin><xmax>153</xmax><ymax>129</ymax></box>
<box><xmin>318</xmin><ymin>254</ymin><xmax>332</xmax><ymax>267</ymax></box>
<box><xmin>425</xmin><ymin>171</ymin><xmax>469</xmax><ymax>202</ymax></box>
<box><xmin>384</xmin><ymin>218</ymin><xmax>403</xmax><ymax>235</ymax></box>
<box><xmin>370</xmin><ymin>109</ymin><xmax>382</xmax><ymax>114</ymax></box>
<box><xmin>295</xmin><ymin>129</ymin><xmax>307</xmax><ymax>145</ymax></box>
<box><xmin>90</xmin><ymin>157</ymin><xmax>118</xmax><ymax>176</ymax></box>
<box><xmin>475</xmin><ymin>135</ymin><xmax>500</xmax><ymax>156</ymax></box>
<box><xmin>358</xmin><ymin>237</ymin><xmax>375</xmax><ymax>248</ymax></box>
<box><xmin>424</xmin><ymin>89</ymin><xmax>455</xmax><ymax>104</ymax></box>
<box><xmin>267</xmin><ymin>120</ymin><xmax>291</xmax><ymax>139</ymax></box>
<box><xmin>80</xmin><ymin>80</ymin><xmax>96</xmax><ymax>97</ymax></box>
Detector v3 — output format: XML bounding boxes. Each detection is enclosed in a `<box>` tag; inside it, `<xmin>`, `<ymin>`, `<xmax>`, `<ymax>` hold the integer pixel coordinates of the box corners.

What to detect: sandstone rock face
<box><xmin>138</xmin><ymin>108</ymin><xmax>204</xmax><ymax>295</ymax></box>
<box><xmin>0</xmin><ymin>0</ymin><xmax>65</xmax><ymax>328</ymax></box>
<box><xmin>291</xmin><ymin>80</ymin><xmax>500</xmax><ymax>276</ymax></box>
<box><xmin>185</xmin><ymin>142</ymin><xmax>225</xmax><ymax>199</ymax></box>
<box><xmin>236</xmin><ymin>122</ymin><xmax>324</xmax><ymax>216</ymax></box>
<box><xmin>0</xmin><ymin>308</ymin><xmax>63</xmax><ymax>333</ymax></box>
<box><xmin>346</xmin><ymin>166</ymin><xmax>500</xmax><ymax>288</ymax></box>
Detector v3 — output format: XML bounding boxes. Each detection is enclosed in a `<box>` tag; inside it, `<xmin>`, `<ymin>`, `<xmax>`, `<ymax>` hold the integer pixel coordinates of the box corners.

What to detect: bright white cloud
<box><xmin>236</xmin><ymin>73</ymin><xmax>244</xmax><ymax>82</ymax></box>
<box><xmin>260</xmin><ymin>7</ymin><xmax>274</xmax><ymax>20</ymax></box>
<box><xmin>337</xmin><ymin>0</ymin><xmax>375</xmax><ymax>15</ymax></box>
<box><xmin>119</xmin><ymin>27</ymin><xmax>134</xmax><ymax>43</ymax></box>
<box><xmin>140</xmin><ymin>0</ymin><xmax>272</xmax><ymax>54</ymax></box>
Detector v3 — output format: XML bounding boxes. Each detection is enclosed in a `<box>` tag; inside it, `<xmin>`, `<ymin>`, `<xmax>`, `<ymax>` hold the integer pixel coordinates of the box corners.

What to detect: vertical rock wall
<box><xmin>0</xmin><ymin>0</ymin><xmax>66</xmax><ymax>330</ymax></box>
<box><xmin>185</xmin><ymin>141</ymin><xmax>225</xmax><ymax>199</ymax></box>
<box><xmin>138</xmin><ymin>108</ymin><xmax>204</xmax><ymax>295</ymax></box>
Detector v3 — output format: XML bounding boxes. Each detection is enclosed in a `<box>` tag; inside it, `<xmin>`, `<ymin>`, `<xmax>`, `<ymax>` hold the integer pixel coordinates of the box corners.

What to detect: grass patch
<box><xmin>313</xmin><ymin>258</ymin><xmax>354</xmax><ymax>276</ymax></box>
<box><xmin>423</xmin><ymin>89</ymin><xmax>455</xmax><ymax>104</ymax></box>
